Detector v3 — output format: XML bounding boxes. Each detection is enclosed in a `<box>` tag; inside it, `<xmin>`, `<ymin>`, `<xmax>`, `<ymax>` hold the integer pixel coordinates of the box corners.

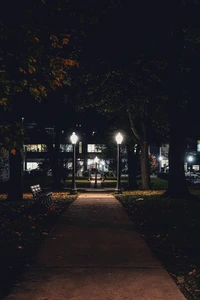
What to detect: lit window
<box><xmin>27</xmin><ymin>144</ymin><xmax>47</xmax><ymax>152</ymax></box>
<box><xmin>27</xmin><ymin>145</ymin><xmax>38</xmax><ymax>152</ymax></box>
<box><xmin>60</xmin><ymin>144</ymin><xmax>73</xmax><ymax>152</ymax></box>
<box><xmin>79</xmin><ymin>142</ymin><xmax>82</xmax><ymax>154</ymax></box>
<box><xmin>87</xmin><ymin>144</ymin><xmax>103</xmax><ymax>153</ymax></box>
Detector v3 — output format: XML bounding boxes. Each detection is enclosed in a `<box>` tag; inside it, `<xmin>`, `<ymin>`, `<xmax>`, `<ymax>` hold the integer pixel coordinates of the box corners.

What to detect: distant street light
<box><xmin>94</xmin><ymin>156</ymin><xmax>99</xmax><ymax>188</ymax></box>
<box><xmin>115</xmin><ymin>132</ymin><xmax>123</xmax><ymax>194</ymax></box>
<box><xmin>70</xmin><ymin>132</ymin><xmax>78</xmax><ymax>194</ymax></box>
<box><xmin>188</xmin><ymin>156</ymin><xmax>193</xmax><ymax>163</ymax></box>
<box><xmin>158</xmin><ymin>146</ymin><xmax>162</xmax><ymax>172</ymax></box>
<box><xmin>187</xmin><ymin>156</ymin><xmax>193</xmax><ymax>183</ymax></box>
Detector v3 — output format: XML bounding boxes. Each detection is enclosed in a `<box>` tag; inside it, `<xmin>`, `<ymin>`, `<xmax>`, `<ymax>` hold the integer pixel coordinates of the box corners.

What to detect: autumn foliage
<box><xmin>0</xmin><ymin>1</ymin><xmax>78</xmax><ymax>150</ymax></box>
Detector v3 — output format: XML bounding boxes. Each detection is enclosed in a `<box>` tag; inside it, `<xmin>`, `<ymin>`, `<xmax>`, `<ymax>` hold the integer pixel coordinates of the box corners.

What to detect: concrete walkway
<box><xmin>4</xmin><ymin>193</ymin><xmax>185</xmax><ymax>300</ymax></box>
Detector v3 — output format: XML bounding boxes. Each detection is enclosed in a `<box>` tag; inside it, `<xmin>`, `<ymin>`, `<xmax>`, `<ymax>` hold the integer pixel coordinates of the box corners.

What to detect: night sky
<box><xmin>2</xmin><ymin>2</ymin><xmax>200</xmax><ymax>139</ymax></box>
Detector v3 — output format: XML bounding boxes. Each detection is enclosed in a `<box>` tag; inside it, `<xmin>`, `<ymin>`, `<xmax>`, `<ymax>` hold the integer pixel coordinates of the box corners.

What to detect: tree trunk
<box><xmin>162</xmin><ymin>27</ymin><xmax>193</xmax><ymax>199</ymax></box>
<box><xmin>140</xmin><ymin>140</ymin><xmax>151</xmax><ymax>190</ymax></box>
<box><xmin>128</xmin><ymin>111</ymin><xmax>151</xmax><ymax>190</ymax></box>
<box><xmin>127</xmin><ymin>145</ymin><xmax>138</xmax><ymax>190</ymax></box>
<box><xmin>162</xmin><ymin>95</ymin><xmax>191</xmax><ymax>198</ymax></box>
<box><xmin>7</xmin><ymin>149</ymin><xmax>23</xmax><ymax>201</ymax></box>
<box><xmin>162</xmin><ymin>132</ymin><xmax>189</xmax><ymax>198</ymax></box>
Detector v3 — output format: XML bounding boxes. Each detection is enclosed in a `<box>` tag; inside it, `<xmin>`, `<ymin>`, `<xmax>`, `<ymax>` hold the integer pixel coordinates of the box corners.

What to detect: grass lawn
<box><xmin>0</xmin><ymin>192</ymin><xmax>77</xmax><ymax>298</ymax></box>
<box><xmin>0</xmin><ymin>175</ymin><xmax>167</xmax><ymax>192</ymax></box>
<box><xmin>116</xmin><ymin>189</ymin><xmax>200</xmax><ymax>300</ymax></box>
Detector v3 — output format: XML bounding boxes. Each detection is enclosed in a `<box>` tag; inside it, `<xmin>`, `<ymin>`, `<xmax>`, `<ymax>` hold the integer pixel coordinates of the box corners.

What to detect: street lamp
<box><xmin>188</xmin><ymin>156</ymin><xmax>193</xmax><ymax>171</ymax></box>
<box><xmin>188</xmin><ymin>156</ymin><xmax>193</xmax><ymax>183</ymax></box>
<box><xmin>88</xmin><ymin>168</ymin><xmax>91</xmax><ymax>181</ymax></box>
<box><xmin>115</xmin><ymin>132</ymin><xmax>123</xmax><ymax>194</ymax></box>
<box><xmin>94</xmin><ymin>156</ymin><xmax>99</xmax><ymax>188</ymax></box>
<box><xmin>70</xmin><ymin>132</ymin><xmax>78</xmax><ymax>194</ymax></box>
<box><xmin>102</xmin><ymin>160</ymin><xmax>105</xmax><ymax>181</ymax></box>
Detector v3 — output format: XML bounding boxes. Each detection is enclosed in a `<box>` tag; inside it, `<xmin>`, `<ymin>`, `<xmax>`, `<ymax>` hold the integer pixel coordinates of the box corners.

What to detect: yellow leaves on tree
<box><xmin>29</xmin><ymin>57</ymin><xmax>37</xmax><ymax>63</ymax></box>
<box><xmin>22</xmin><ymin>80</ymin><xmax>28</xmax><ymax>87</ymax></box>
<box><xmin>29</xmin><ymin>86</ymin><xmax>40</xmax><ymax>99</ymax></box>
<box><xmin>34</xmin><ymin>37</ymin><xmax>40</xmax><ymax>42</ymax></box>
<box><xmin>50</xmin><ymin>35</ymin><xmax>62</xmax><ymax>48</ymax></box>
<box><xmin>10</xmin><ymin>149</ymin><xmax>17</xmax><ymax>155</ymax></box>
<box><xmin>5</xmin><ymin>33</ymin><xmax>77</xmax><ymax>104</ymax></box>
<box><xmin>29</xmin><ymin>84</ymin><xmax>47</xmax><ymax>100</ymax></box>
<box><xmin>65</xmin><ymin>59</ymin><xmax>78</xmax><ymax>67</ymax></box>
<box><xmin>54</xmin><ymin>78</ymin><xmax>62</xmax><ymax>87</ymax></box>
<box><xmin>19</xmin><ymin>68</ymin><xmax>26</xmax><ymax>74</ymax></box>
<box><xmin>50</xmin><ymin>57</ymin><xmax>78</xmax><ymax>71</ymax></box>
<box><xmin>0</xmin><ymin>98</ymin><xmax>8</xmax><ymax>106</ymax></box>
<box><xmin>48</xmin><ymin>56</ymin><xmax>78</xmax><ymax>89</ymax></box>
<box><xmin>50</xmin><ymin>34</ymin><xmax>71</xmax><ymax>49</ymax></box>
<box><xmin>14</xmin><ymin>86</ymin><xmax>22</xmax><ymax>93</ymax></box>
<box><xmin>62</xmin><ymin>35</ymin><xmax>70</xmax><ymax>45</ymax></box>
<box><xmin>38</xmin><ymin>85</ymin><xmax>47</xmax><ymax>97</ymax></box>
<box><xmin>28</xmin><ymin>66</ymin><xmax>36</xmax><ymax>74</ymax></box>
<box><xmin>50</xmin><ymin>35</ymin><xmax>58</xmax><ymax>42</ymax></box>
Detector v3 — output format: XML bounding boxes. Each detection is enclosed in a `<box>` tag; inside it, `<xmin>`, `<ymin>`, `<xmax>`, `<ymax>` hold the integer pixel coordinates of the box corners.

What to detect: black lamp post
<box><xmin>88</xmin><ymin>168</ymin><xmax>90</xmax><ymax>181</ymax></box>
<box><xmin>102</xmin><ymin>160</ymin><xmax>105</xmax><ymax>181</ymax></box>
<box><xmin>94</xmin><ymin>156</ymin><xmax>99</xmax><ymax>188</ymax></box>
<box><xmin>70</xmin><ymin>132</ymin><xmax>78</xmax><ymax>194</ymax></box>
<box><xmin>115</xmin><ymin>132</ymin><xmax>123</xmax><ymax>194</ymax></box>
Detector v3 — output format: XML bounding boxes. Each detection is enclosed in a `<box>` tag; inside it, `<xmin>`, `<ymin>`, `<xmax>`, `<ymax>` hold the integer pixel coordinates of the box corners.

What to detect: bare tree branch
<box><xmin>127</xmin><ymin>109</ymin><xmax>141</xmax><ymax>141</ymax></box>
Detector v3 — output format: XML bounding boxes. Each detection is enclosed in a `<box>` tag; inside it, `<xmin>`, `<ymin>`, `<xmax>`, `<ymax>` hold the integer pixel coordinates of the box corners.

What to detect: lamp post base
<box><xmin>70</xmin><ymin>188</ymin><xmax>78</xmax><ymax>195</ymax></box>
<box><xmin>115</xmin><ymin>188</ymin><xmax>122</xmax><ymax>194</ymax></box>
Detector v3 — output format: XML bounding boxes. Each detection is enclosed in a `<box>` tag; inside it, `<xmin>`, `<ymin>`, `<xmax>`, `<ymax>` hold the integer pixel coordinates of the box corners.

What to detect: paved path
<box><xmin>4</xmin><ymin>193</ymin><xmax>186</xmax><ymax>300</ymax></box>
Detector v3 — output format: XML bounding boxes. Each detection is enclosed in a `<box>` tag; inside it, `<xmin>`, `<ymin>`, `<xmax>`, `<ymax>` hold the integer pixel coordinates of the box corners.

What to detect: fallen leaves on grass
<box><xmin>117</xmin><ymin>194</ymin><xmax>200</xmax><ymax>299</ymax></box>
<box><xmin>0</xmin><ymin>195</ymin><xmax>76</xmax><ymax>297</ymax></box>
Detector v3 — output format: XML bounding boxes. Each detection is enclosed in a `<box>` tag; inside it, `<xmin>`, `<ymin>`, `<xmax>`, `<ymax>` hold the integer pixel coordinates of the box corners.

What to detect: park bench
<box><xmin>30</xmin><ymin>184</ymin><xmax>52</xmax><ymax>207</ymax></box>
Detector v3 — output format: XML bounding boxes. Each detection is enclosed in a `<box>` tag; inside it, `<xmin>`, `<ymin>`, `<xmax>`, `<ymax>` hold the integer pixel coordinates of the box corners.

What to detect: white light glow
<box><xmin>70</xmin><ymin>132</ymin><xmax>78</xmax><ymax>144</ymax></box>
<box><xmin>115</xmin><ymin>132</ymin><xmax>123</xmax><ymax>144</ymax></box>
<box><xmin>94</xmin><ymin>156</ymin><xmax>99</xmax><ymax>164</ymax></box>
<box><xmin>188</xmin><ymin>156</ymin><xmax>193</xmax><ymax>162</ymax></box>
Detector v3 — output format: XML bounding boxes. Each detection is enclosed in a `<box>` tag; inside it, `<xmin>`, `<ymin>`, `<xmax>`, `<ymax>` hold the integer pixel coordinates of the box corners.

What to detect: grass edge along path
<box><xmin>116</xmin><ymin>189</ymin><xmax>200</xmax><ymax>300</ymax></box>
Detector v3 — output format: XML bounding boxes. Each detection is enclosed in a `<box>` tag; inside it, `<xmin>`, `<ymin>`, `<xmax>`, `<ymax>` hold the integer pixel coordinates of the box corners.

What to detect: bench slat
<box><xmin>30</xmin><ymin>184</ymin><xmax>52</xmax><ymax>207</ymax></box>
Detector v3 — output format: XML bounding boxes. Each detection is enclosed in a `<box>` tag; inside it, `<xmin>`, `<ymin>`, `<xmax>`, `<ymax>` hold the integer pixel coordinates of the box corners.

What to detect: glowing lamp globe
<box><xmin>115</xmin><ymin>132</ymin><xmax>123</xmax><ymax>145</ymax></box>
<box><xmin>70</xmin><ymin>132</ymin><xmax>78</xmax><ymax>144</ymax></box>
